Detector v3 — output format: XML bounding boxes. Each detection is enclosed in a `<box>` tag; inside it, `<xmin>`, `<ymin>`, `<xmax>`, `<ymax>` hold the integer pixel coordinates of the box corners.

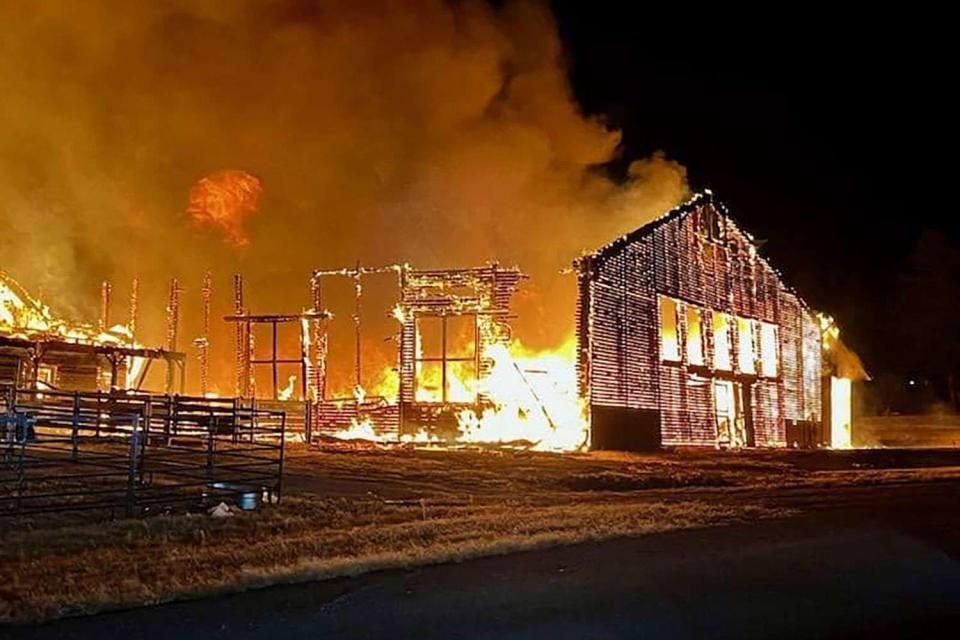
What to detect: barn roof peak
<box><xmin>575</xmin><ymin>189</ymin><xmax>814</xmax><ymax>310</ymax></box>
<box><xmin>580</xmin><ymin>189</ymin><xmax>722</xmax><ymax>263</ymax></box>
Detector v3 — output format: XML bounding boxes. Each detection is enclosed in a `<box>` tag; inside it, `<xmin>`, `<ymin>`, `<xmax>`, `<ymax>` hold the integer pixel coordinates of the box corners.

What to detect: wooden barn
<box><xmin>575</xmin><ymin>190</ymin><xmax>860</xmax><ymax>451</ymax></box>
<box><xmin>1</xmin><ymin>270</ymin><xmax>186</xmax><ymax>394</ymax></box>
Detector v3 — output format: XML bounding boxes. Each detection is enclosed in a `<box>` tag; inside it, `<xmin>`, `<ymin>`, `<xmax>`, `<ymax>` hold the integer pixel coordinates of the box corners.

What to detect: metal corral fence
<box><xmin>0</xmin><ymin>386</ymin><xmax>285</xmax><ymax>518</ymax></box>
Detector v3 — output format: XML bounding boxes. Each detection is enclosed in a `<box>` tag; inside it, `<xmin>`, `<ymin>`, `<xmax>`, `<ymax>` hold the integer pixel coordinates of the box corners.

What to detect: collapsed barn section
<box><xmin>576</xmin><ymin>190</ymin><xmax>863</xmax><ymax>451</ymax></box>
<box><xmin>1</xmin><ymin>271</ymin><xmax>283</xmax><ymax>519</ymax></box>
<box><xmin>307</xmin><ymin>264</ymin><xmax>529</xmax><ymax>443</ymax></box>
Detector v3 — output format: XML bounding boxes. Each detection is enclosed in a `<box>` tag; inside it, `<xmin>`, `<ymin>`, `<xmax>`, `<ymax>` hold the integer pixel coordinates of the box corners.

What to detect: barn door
<box><xmin>714</xmin><ymin>380</ymin><xmax>736</xmax><ymax>447</ymax></box>
<box><xmin>714</xmin><ymin>380</ymin><xmax>752</xmax><ymax>448</ymax></box>
<box><xmin>735</xmin><ymin>382</ymin><xmax>755</xmax><ymax>447</ymax></box>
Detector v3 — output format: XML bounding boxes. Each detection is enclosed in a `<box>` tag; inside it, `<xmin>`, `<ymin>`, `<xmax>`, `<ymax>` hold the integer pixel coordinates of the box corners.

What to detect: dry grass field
<box><xmin>4</xmin><ymin>444</ymin><xmax>960</xmax><ymax>625</ymax></box>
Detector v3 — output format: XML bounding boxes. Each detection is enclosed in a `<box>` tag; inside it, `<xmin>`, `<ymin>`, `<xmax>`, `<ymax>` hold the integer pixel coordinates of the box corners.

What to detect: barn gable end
<box><xmin>576</xmin><ymin>191</ymin><xmax>823</xmax><ymax>450</ymax></box>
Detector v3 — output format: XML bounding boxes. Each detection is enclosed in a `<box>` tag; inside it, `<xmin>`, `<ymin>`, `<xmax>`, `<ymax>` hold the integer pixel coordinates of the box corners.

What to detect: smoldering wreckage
<box><xmin>1</xmin><ymin>190</ymin><xmax>866</xmax><ymax>518</ymax></box>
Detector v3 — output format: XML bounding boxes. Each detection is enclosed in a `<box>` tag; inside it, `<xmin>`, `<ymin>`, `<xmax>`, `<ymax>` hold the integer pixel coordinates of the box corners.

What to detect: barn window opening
<box><xmin>712</xmin><ymin>312</ymin><xmax>732</xmax><ymax>370</ymax></box>
<box><xmin>414</xmin><ymin>314</ymin><xmax>478</xmax><ymax>403</ymax></box>
<box><xmin>659</xmin><ymin>296</ymin><xmax>680</xmax><ymax>361</ymax></box>
<box><xmin>760</xmin><ymin>322</ymin><xmax>779</xmax><ymax>377</ymax></box>
<box><xmin>737</xmin><ymin>317</ymin><xmax>756</xmax><ymax>374</ymax></box>
<box><xmin>686</xmin><ymin>306</ymin><xmax>704</xmax><ymax>365</ymax></box>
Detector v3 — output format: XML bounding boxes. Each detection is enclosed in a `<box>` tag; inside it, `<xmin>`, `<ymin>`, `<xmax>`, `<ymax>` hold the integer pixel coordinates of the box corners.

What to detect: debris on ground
<box><xmin>208</xmin><ymin>502</ymin><xmax>234</xmax><ymax>518</ymax></box>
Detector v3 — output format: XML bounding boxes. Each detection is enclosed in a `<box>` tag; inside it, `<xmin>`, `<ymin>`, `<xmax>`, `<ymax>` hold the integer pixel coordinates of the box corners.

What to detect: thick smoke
<box><xmin>0</xmin><ymin>0</ymin><xmax>687</xmax><ymax>394</ymax></box>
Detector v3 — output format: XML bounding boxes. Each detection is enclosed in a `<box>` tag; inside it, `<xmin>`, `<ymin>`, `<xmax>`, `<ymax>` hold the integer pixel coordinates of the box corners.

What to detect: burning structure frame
<box><xmin>2</xmin><ymin>189</ymin><xmax>864</xmax><ymax>457</ymax></box>
<box><xmin>308</xmin><ymin>263</ymin><xmax>527</xmax><ymax>442</ymax></box>
<box><xmin>1</xmin><ymin>272</ymin><xmax>285</xmax><ymax>519</ymax></box>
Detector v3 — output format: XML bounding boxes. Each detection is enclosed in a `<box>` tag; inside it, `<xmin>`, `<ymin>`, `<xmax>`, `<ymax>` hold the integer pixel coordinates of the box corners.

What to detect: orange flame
<box><xmin>187</xmin><ymin>170</ymin><xmax>262</xmax><ymax>247</ymax></box>
<box><xmin>329</xmin><ymin>335</ymin><xmax>588</xmax><ymax>452</ymax></box>
<box><xmin>455</xmin><ymin>337</ymin><xmax>588</xmax><ymax>452</ymax></box>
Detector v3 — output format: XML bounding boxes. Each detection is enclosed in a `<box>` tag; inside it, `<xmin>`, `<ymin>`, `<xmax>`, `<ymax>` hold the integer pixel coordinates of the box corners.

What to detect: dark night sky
<box><xmin>551</xmin><ymin>3</ymin><xmax>955</xmax><ymax>377</ymax></box>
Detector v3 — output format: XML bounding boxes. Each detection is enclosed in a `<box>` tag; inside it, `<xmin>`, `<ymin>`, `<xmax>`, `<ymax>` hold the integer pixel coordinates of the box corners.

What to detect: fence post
<box><xmin>277</xmin><ymin>411</ymin><xmax>286</xmax><ymax>504</ymax></box>
<box><xmin>14</xmin><ymin>419</ymin><xmax>27</xmax><ymax>513</ymax></box>
<box><xmin>5</xmin><ymin>386</ymin><xmax>16</xmax><ymax>444</ymax></box>
<box><xmin>126</xmin><ymin>414</ymin><xmax>141</xmax><ymax>518</ymax></box>
<box><xmin>140</xmin><ymin>397</ymin><xmax>151</xmax><ymax>485</ymax></box>
<box><xmin>71</xmin><ymin>392</ymin><xmax>80</xmax><ymax>461</ymax></box>
<box><xmin>95</xmin><ymin>391</ymin><xmax>102</xmax><ymax>439</ymax></box>
<box><xmin>165</xmin><ymin>394</ymin><xmax>174</xmax><ymax>446</ymax></box>
<box><xmin>207</xmin><ymin>408</ymin><xmax>215</xmax><ymax>496</ymax></box>
<box><xmin>305</xmin><ymin>401</ymin><xmax>312</xmax><ymax>444</ymax></box>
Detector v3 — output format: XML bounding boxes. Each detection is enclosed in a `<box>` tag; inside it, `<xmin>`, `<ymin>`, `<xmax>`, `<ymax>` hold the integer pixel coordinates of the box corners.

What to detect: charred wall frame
<box><xmin>308</xmin><ymin>263</ymin><xmax>526</xmax><ymax>441</ymax></box>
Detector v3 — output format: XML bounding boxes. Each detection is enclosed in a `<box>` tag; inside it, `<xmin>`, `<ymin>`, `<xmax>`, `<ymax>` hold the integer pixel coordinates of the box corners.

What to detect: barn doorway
<box><xmin>714</xmin><ymin>380</ymin><xmax>753</xmax><ymax>447</ymax></box>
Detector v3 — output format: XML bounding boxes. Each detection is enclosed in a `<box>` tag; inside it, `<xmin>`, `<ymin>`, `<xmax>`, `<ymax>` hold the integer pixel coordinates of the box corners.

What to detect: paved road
<box><xmin>11</xmin><ymin>482</ymin><xmax>960</xmax><ymax>639</ymax></box>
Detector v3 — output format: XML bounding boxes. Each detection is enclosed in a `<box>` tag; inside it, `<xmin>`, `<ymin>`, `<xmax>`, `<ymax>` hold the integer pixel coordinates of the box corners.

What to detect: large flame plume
<box><xmin>0</xmin><ymin>1</ymin><xmax>688</xmax><ymax>399</ymax></box>
<box><xmin>186</xmin><ymin>170</ymin><xmax>262</xmax><ymax>247</ymax></box>
<box><xmin>456</xmin><ymin>337</ymin><xmax>586</xmax><ymax>451</ymax></box>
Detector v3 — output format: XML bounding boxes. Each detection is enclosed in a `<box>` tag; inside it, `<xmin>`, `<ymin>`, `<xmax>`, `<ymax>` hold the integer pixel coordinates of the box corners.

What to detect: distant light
<box><xmin>908</xmin><ymin>379</ymin><xmax>916</xmax><ymax>386</ymax></box>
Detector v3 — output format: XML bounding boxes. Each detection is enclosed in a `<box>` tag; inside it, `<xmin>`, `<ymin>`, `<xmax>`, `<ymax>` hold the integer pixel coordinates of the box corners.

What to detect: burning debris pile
<box><xmin>1</xmin><ymin>270</ymin><xmax>133</xmax><ymax>347</ymax></box>
<box><xmin>310</xmin><ymin>263</ymin><xmax>588</xmax><ymax>452</ymax></box>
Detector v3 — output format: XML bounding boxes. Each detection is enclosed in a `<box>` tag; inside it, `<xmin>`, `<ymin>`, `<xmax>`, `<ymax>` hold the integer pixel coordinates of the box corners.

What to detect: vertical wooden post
<box><xmin>126</xmin><ymin>414</ymin><xmax>140</xmax><ymax>518</ymax></box>
<box><xmin>165</xmin><ymin>278</ymin><xmax>181</xmax><ymax>394</ymax></box>
<box><xmin>71</xmin><ymin>392</ymin><xmax>80</xmax><ymax>461</ymax></box>
<box><xmin>128</xmin><ymin>276</ymin><xmax>139</xmax><ymax>343</ymax></box>
<box><xmin>353</xmin><ymin>261</ymin><xmax>362</xmax><ymax>392</ymax></box>
<box><xmin>441</xmin><ymin>316</ymin><xmax>448</xmax><ymax>403</ymax></box>
<box><xmin>198</xmin><ymin>271</ymin><xmax>212</xmax><ymax>396</ymax></box>
<box><xmin>233</xmin><ymin>274</ymin><xmax>246</xmax><ymax>398</ymax></box>
<box><xmin>271</xmin><ymin>320</ymin><xmax>279</xmax><ymax>400</ymax></box>
<box><xmin>140</xmin><ymin>396</ymin><xmax>151</xmax><ymax>485</ymax></box>
<box><xmin>99</xmin><ymin>280</ymin><xmax>112</xmax><ymax>333</ymax></box>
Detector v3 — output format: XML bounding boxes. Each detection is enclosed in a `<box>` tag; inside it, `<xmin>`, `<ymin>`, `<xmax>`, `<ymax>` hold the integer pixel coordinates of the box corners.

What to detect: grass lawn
<box><xmin>4</xmin><ymin>444</ymin><xmax>960</xmax><ymax>624</ymax></box>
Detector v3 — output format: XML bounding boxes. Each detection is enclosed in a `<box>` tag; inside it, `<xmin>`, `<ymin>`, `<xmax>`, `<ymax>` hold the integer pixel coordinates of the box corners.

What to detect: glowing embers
<box><xmin>659</xmin><ymin>296</ymin><xmax>680</xmax><ymax>361</ymax></box>
<box><xmin>413</xmin><ymin>314</ymin><xmax>478</xmax><ymax>403</ymax></box>
<box><xmin>1</xmin><ymin>270</ymin><xmax>144</xmax><ymax>349</ymax></box>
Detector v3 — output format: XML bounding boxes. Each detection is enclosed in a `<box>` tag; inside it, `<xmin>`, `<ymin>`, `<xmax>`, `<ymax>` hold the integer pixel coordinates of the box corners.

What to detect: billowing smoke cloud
<box><xmin>0</xmin><ymin>0</ymin><xmax>687</xmax><ymax>394</ymax></box>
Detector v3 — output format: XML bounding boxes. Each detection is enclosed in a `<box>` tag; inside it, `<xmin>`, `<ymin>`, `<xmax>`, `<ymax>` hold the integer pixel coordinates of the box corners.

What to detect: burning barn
<box><xmin>222</xmin><ymin>191</ymin><xmax>863</xmax><ymax>452</ymax></box>
<box><xmin>307</xmin><ymin>263</ymin><xmax>544</xmax><ymax>443</ymax></box>
<box><xmin>225</xmin><ymin>262</ymin><xmax>585</xmax><ymax>451</ymax></box>
<box><xmin>2</xmin><ymin>189</ymin><xmax>863</xmax><ymax>454</ymax></box>
<box><xmin>575</xmin><ymin>191</ymin><xmax>865</xmax><ymax>451</ymax></box>
<box><xmin>0</xmin><ymin>270</ymin><xmax>185</xmax><ymax>394</ymax></box>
